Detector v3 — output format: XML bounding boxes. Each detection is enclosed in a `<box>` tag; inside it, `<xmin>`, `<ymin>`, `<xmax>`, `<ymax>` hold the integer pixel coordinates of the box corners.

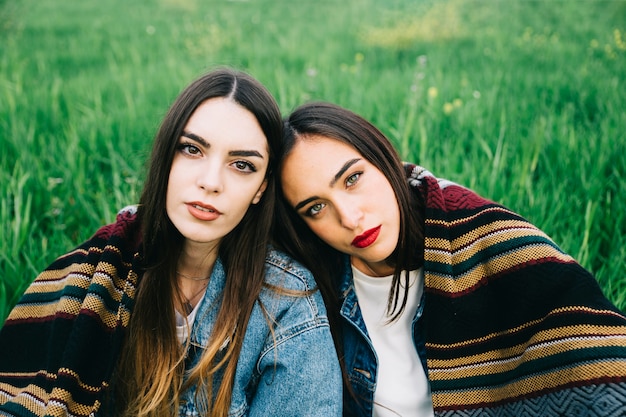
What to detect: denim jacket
<box><xmin>178</xmin><ymin>248</ymin><xmax>342</xmax><ymax>417</ymax></box>
<box><xmin>337</xmin><ymin>257</ymin><xmax>427</xmax><ymax>417</ymax></box>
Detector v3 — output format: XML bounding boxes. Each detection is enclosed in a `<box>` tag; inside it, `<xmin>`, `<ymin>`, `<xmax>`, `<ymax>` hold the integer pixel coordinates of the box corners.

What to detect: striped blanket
<box><xmin>0</xmin><ymin>208</ymin><xmax>142</xmax><ymax>416</ymax></box>
<box><xmin>408</xmin><ymin>164</ymin><xmax>626</xmax><ymax>416</ymax></box>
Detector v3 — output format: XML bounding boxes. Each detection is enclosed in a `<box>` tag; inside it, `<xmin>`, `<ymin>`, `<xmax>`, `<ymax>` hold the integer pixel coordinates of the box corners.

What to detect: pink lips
<box><xmin>186</xmin><ymin>202</ymin><xmax>221</xmax><ymax>221</ymax></box>
<box><xmin>351</xmin><ymin>225</ymin><xmax>381</xmax><ymax>248</ymax></box>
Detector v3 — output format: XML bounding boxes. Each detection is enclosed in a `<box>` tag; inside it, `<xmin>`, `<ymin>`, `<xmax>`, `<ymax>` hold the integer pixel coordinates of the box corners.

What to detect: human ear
<box><xmin>252</xmin><ymin>179</ymin><xmax>268</xmax><ymax>204</ymax></box>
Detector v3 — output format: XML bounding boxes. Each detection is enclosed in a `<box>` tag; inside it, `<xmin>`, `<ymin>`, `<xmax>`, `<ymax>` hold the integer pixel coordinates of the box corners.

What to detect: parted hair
<box><xmin>275</xmin><ymin>101</ymin><xmax>425</xmax><ymax>323</ymax></box>
<box><xmin>273</xmin><ymin>102</ymin><xmax>425</xmax><ymax>411</ymax></box>
<box><xmin>115</xmin><ymin>68</ymin><xmax>283</xmax><ymax>417</ymax></box>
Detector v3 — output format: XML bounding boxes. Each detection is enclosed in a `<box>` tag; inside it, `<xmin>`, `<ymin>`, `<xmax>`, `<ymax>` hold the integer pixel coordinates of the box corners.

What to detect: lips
<box><xmin>186</xmin><ymin>202</ymin><xmax>221</xmax><ymax>221</ymax></box>
<box><xmin>351</xmin><ymin>225</ymin><xmax>381</xmax><ymax>248</ymax></box>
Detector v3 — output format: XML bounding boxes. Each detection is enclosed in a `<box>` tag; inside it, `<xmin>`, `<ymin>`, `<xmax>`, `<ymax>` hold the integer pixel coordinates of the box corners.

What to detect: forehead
<box><xmin>290</xmin><ymin>135</ymin><xmax>359</xmax><ymax>162</ymax></box>
<box><xmin>280</xmin><ymin>135</ymin><xmax>360</xmax><ymax>197</ymax></box>
<box><xmin>185</xmin><ymin>98</ymin><xmax>269</xmax><ymax>153</ymax></box>
<box><xmin>284</xmin><ymin>135</ymin><xmax>358</xmax><ymax>169</ymax></box>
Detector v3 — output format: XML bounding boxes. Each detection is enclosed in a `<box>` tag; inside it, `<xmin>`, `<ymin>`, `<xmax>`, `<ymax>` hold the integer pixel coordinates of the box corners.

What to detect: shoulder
<box><xmin>54</xmin><ymin>205</ymin><xmax>143</xmax><ymax>274</ymax></box>
<box><xmin>406</xmin><ymin>163</ymin><xmax>496</xmax><ymax>213</ymax></box>
<box><xmin>38</xmin><ymin>206</ymin><xmax>143</xmax><ymax>282</ymax></box>
<box><xmin>263</xmin><ymin>247</ymin><xmax>318</xmax><ymax>292</ymax></box>
<box><xmin>257</xmin><ymin>249</ymin><xmax>331</xmax><ymax>345</ymax></box>
<box><xmin>92</xmin><ymin>205</ymin><xmax>141</xmax><ymax>242</ymax></box>
<box><xmin>405</xmin><ymin>163</ymin><xmax>523</xmax><ymax>222</ymax></box>
<box><xmin>6</xmin><ymin>207</ymin><xmax>143</xmax><ymax>328</ymax></box>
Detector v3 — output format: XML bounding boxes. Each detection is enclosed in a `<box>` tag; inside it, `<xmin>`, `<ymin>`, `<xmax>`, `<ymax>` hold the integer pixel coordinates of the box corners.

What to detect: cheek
<box><xmin>241</xmin><ymin>177</ymin><xmax>266</xmax><ymax>200</ymax></box>
<box><xmin>167</xmin><ymin>162</ymin><xmax>185</xmax><ymax>188</ymax></box>
<box><xmin>165</xmin><ymin>170</ymin><xmax>182</xmax><ymax>200</ymax></box>
<box><xmin>306</xmin><ymin>220</ymin><xmax>341</xmax><ymax>247</ymax></box>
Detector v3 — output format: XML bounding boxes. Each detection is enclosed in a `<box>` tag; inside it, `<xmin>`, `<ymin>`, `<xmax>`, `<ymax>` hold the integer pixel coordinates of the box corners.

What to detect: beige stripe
<box><xmin>432</xmin><ymin>360</ymin><xmax>626</xmax><ymax>407</ymax></box>
<box><xmin>424</xmin><ymin>245</ymin><xmax>575</xmax><ymax>293</ymax></box>
<box><xmin>428</xmin><ymin>333</ymin><xmax>626</xmax><ymax>380</ymax></box>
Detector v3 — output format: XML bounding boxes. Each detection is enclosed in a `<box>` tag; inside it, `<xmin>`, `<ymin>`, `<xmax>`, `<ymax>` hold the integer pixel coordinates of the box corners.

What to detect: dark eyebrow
<box><xmin>229</xmin><ymin>150</ymin><xmax>264</xmax><ymax>159</ymax></box>
<box><xmin>182</xmin><ymin>131</ymin><xmax>209</xmax><ymax>147</ymax></box>
<box><xmin>295</xmin><ymin>196</ymin><xmax>320</xmax><ymax>212</ymax></box>
<box><xmin>182</xmin><ymin>132</ymin><xmax>264</xmax><ymax>159</ymax></box>
<box><xmin>330</xmin><ymin>158</ymin><xmax>361</xmax><ymax>187</ymax></box>
<box><xmin>294</xmin><ymin>158</ymin><xmax>362</xmax><ymax>211</ymax></box>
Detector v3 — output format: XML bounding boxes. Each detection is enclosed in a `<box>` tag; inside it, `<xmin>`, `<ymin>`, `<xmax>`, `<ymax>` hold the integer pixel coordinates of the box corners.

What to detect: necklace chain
<box><xmin>176</xmin><ymin>270</ymin><xmax>210</xmax><ymax>281</ymax></box>
<box><xmin>181</xmin><ymin>282</ymin><xmax>208</xmax><ymax>315</ymax></box>
<box><xmin>176</xmin><ymin>270</ymin><xmax>209</xmax><ymax>315</ymax></box>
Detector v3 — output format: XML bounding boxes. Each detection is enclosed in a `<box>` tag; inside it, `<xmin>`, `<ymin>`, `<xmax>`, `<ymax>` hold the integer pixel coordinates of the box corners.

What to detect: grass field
<box><xmin>1</xmin><ymin>0</ymin><xmax>625</xmax><ymax>321</ymax></box>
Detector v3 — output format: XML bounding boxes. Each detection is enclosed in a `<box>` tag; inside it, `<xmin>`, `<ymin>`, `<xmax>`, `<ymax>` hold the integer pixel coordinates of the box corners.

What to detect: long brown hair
<box><xmin>276</xmin><ymin>101</ymin><xmax>424</xmax><ymax>320</ymax></box>
<box><xmin>273</xmin><ymin>102</ymin><xmax>425</xmax><ymax>409</ymax></box>
<box><xmin>115</xmin><ymin>68</ymin><xmax>282</xmax><ymax>417</ymax></box>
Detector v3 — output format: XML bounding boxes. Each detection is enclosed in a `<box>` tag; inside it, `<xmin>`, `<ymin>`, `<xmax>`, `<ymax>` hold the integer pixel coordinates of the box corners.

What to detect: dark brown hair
<box><xmin>276</xmin><ymin>101</ymin><xmax>424</xmax><ymax>319</ymax></box>
<box><xmin>273</xmin><ymin>102</ymin><xmax>424</xmax><ymax>410</ymax></box>
<box><xmin>116</xmin><ymin>68</ymin><xmax>282</xmax><ymax>417</ymax></box>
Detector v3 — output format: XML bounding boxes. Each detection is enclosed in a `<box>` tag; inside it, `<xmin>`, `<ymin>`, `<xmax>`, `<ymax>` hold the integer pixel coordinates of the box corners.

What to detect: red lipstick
<box><xmin>352</xmin><ymin>225</ymin><xmax>381</xmax><ymax>248</ymax></box>
<box><xmin>186</xmin><ymin>202</ymin><xmax>221</xmax><ymax>221</ymax></box>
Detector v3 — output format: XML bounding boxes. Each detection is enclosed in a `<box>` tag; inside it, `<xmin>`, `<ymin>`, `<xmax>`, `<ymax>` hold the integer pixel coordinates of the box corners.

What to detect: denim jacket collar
<box><xmin>338</xmin><ymin>255</ymin><xmax>369</xmax><ymax>339</ymax></box>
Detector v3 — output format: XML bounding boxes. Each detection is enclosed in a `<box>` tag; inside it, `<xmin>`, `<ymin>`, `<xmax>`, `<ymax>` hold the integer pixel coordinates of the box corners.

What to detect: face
<box><xmin>166</xmin><ymin>97</ymin><xmax>269</xmax><ymax>251</ymax></box>
<box><xmin>281</xmin><ymin>135</ymin><xmax>400</xmax><ymax>277</ymax></box>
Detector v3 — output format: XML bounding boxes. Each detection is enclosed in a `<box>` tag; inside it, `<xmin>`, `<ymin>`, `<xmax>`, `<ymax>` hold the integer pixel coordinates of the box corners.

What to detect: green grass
<box><xmin>1</xmin><ymin>0</ymin><xmax>625</xmax><ymax>321</ymax></box>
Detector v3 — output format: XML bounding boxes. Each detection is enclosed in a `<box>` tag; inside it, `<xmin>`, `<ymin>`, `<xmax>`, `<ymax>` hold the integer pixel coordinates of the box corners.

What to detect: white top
<box><xmin>352</xmin><ymin>266</ymin><xmax>434</xmax><ymax>417</ymax></box>
<box><xmin>175</xmin><ymin>299</ymin><xmax>202</xmax><ymax>344</ymax></box>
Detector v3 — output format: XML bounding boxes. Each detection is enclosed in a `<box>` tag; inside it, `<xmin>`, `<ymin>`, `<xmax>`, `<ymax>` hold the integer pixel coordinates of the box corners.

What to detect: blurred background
<box><xmin>1</xmin><ymin>0</ymin><xmax>625</xmax><ymax>320</ymax></box>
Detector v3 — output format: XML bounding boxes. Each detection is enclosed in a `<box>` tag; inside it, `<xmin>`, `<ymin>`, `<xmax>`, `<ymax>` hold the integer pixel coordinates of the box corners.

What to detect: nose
<box><xmin>196</xmin><ymin>163</ymin><xmax>224</xmax><ymax>194</ymax></box>
<box><xmin>336</xmin><ymin>201</ymin><xmax>363</xmax><ymax>230</ymax></box>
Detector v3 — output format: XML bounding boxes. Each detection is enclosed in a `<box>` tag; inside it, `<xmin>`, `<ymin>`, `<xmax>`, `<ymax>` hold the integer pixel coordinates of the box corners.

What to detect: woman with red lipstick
<box><xmin>0</xmin><ymin>70</ymin><xmax>342</xmax><ymax>417</ymax></box>
<box><xmin>275</xmin><ymin>101</ymin><xmax>626</xmax><ymax>417</ymax></box>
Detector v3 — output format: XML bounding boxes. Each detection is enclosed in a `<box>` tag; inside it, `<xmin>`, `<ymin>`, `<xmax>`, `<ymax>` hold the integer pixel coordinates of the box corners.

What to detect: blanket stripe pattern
<box><xmin>407</xmin><ymin>165</ymin><xmax>626</xmax><ymax>416</ymax></box>
<box><xmin>0</xmin><ymin>209</ymin><xmax>141</xmax><ymax>417</ymax></box>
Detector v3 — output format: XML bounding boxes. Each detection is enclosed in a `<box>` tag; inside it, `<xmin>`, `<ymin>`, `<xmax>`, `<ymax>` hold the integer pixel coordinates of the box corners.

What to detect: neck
<box><xmin>177</xmin><ymin>240</ymin><xmax>220</xmax><ymax>279</ymax></box>
<box><xmin>176</xmin><ymin>240</ymin><xmax>219</xmax><ymax>314</ymax></box>
<box><xmin>351</xmin><ymin>256</ymin><xmax>395</xmax><ymax>277</ymax></box>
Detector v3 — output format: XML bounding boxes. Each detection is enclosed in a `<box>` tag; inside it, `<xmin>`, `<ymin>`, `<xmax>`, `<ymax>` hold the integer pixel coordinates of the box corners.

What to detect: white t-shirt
<box><xmin>352</xmin><ymin>266</ymin><xmax>434</xmax><ymax>417</ymax></box>
<box><xmin>175</xmin><ymin>299</ymin><xmax>202</xmax><ymax>344</ymax></box>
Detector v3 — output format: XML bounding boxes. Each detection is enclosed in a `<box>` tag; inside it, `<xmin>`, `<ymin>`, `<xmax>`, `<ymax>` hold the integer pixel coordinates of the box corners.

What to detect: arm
<box><xmin>248</xmin><ymin>323</ymin><xmax>342</xmax><ymax>417</ymax></box>
<box><xmin>412</xmin><ymin>168</ymin><xmax>626</xmax><ymax>415</ymax></box>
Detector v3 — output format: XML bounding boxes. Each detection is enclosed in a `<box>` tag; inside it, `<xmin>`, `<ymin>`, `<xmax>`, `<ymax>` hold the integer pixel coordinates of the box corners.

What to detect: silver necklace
<box><xmin>181</xmin><ymin>282</ymin><xmax>208</xmax><ymax>315</ymax></box>
<box><xmin>176</xmin><ymin>270</ymin><xmax>210</xmax><ymax>281</ymax></box>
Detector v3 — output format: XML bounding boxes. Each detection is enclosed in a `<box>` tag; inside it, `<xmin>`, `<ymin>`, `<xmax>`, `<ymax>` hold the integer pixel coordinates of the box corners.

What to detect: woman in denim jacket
<box><xmin>275</xmin><ymin>101</ymin><xmax>626</xmax><ymax>416</ymax></box>
<box><xmin>0</xmin><ymin>69</ymin><xmax>341</xmax><ymax>417</ymax></box>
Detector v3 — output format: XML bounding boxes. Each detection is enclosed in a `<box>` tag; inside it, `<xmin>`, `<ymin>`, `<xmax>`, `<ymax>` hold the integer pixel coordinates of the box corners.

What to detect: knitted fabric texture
<box><xmin>406</xmin><ymin>164</ymin><xmax>626</xmax><ymax>416</ymax></box>
<box><xmin>0</xmin><ymin>209</ymin><xmax>142</xmax><ymax>417</ymax></box>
